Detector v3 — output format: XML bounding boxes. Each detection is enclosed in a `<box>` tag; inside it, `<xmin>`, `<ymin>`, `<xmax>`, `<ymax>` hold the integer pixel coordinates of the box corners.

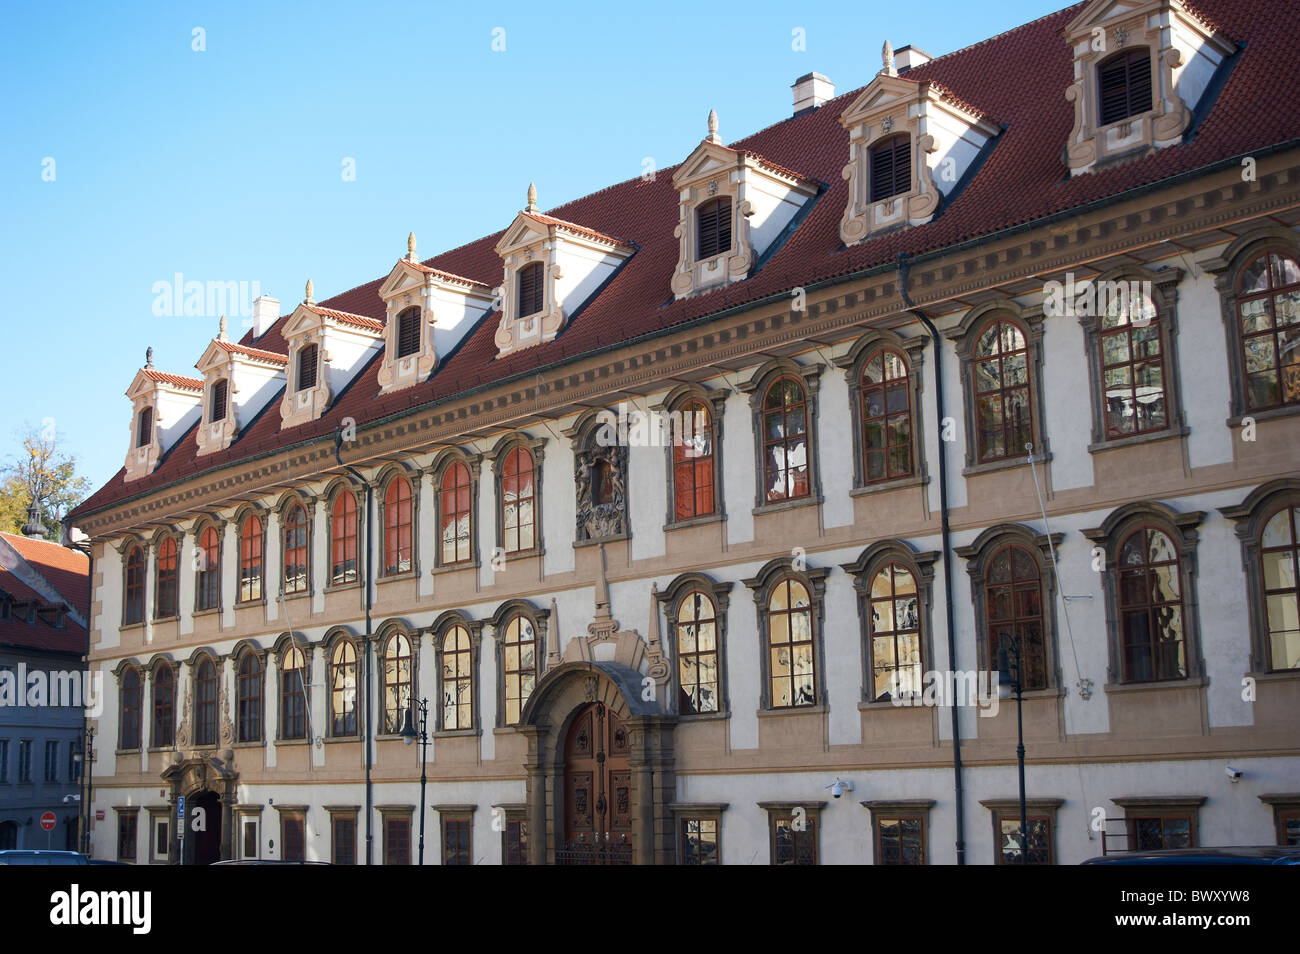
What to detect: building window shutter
<box><xmin>136</xmin><ymin>407</ymin><xmax>153</xmax><ymax>448</ymax></box>
<box><xmin>517</xmin><ymin>263</ymin><xmax>543</xmax><ymax>318</ymax></box>
<box><xmin>396</xmin><ymin>309</ymin><xmax>420</xmax><ymax>358</ymax></box>
<box><xmin>696</xmin><ymin>197</ymin><xmax>732</xmax><ymax>260</ymax></box>
<box><xmin>211</xmin><ymin>379</ymin><xmax>228</xmax><ymax>422</ymax></box>
<box><xmin>869</xmin><ymin>135</ymin><xmax>911</xmax><ymax>203</ymax></box>
<box><xmin>297</xmin><ymin>344</ymin><xmax>318</xmax><ymax>391</ymax></box>
<box><xmin>1098</xmin><ymin>48</ymin><xmax>1152</xmax><ymax>126</ymax></box>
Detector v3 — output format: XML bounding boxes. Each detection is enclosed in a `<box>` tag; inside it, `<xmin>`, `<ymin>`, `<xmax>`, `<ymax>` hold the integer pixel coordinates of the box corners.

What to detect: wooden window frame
<box><xmin>210</xmin><ymin>378</ymin><xmax>229</xmax><ymax>423</ymax></box>
<box><xmin>695</xmin><ymin>195</ymin><xmax>733</xmax><ymax>261</ymax></box>
<box><xmin>435</xmin><ymin>618</ymin><xmax>480</xmax><ymax>734</ymax></box>
<box><xmin>868</xmin><ymin>133</ymin><xmax>911</xmax><ymax>203</ymax></box>
<box><xmin>488</xmin><ymin>436</ymin><xmax>546</xmax><ymax>558</ymax></box>
<box><xmin>864</xmin><ymin>799</ymin><xmax>934</xmax><ymax>865</ymax></box>
<box><xmin>136</xmin><ymin>406</ymin><xmax>153</xmax><ymax>448</ymax></box>
<box><xmin>1096</xmin><ymin>46</ymin><xmax>1153</xmax><ymax>127</ymax></box>
<box><xmin>119</xmin><ymin>666</ymin><xmax>141</xmax><ymax>750</ymax></box>
<box><xmin>441</xmin><ymin>814</ymin><xmax>472</xmax><ymax>866</ymax></box>
<box><xmin>380</xmin><ymin>808</ymin><xmax>413</xmax><ymax>866</ymax></box>
<box><xmin>328</xmin><ymin>637</ymin><xmax>359</xmax><ymax>738</ymax></box>
<box><xmin>1083</xmin><ymin>502</ymin><xmax>1206</xmax><ymax>686</ymax></box>
<box><xmin>655</xmin><ymin>386</ymin><xmax>728</xmax><ymax>530</ymax></box>
<box><xmin>280</xmin><ymin>811</ymin><xmax>306</xmax><ymax>862</ymax></box>
<box><xmin>43</xmin><ymin>740</ymin><xmax>58</xmax><ymax>783</ymax></box>
<box><xmin>741</xmin><ymin>362</ymin><xmax>823</xmax><ymax>515</ymax></box>
<box><xmin>154</xmin><ymin>535</ymin><xmax>178</xmax><ymax>620</ymax></box>
<box><xmin>195</xmin><ymin>523</ymin><xmax>222</xmax><ymax>612</ymax></box>
<box><xmin>379</xmin><ymin>629</ymin><xmax>415</xmax><ymax>736</ymax></box>
<box><xmin>1111</xmin><ymin>796</ymin><xmax>1205</xmax><ymax>853</ymax></box>
<box><xmin>744</xmin><ymin>560</ymin><xmax>829</xmax><ymax>711</ymax></box>
<box><xmin>669</xmin><ymin>805</ymin><xmax>726</xmax><ymax>865</ymax></box>
<box><xmin>659</xmin><ymin>574</ymin><xmax>734</xmax><ymax>719</ymax></box>
<box><xmin>432</xmin><ymin>452</ymin><xmax>480</xmax><ymax>569</ymax></box>
<box><xmin>395</xmin><ymin>306</ymin><xmax>421</xmax><ymax>359</ymax></box>
<box><xmin>296</xmin><ymin>343</ymin><xmax>318</xmax><ymax>392</ymax></box>
<box><xmin>236</xmin><ymin>650</ymin><xmax>264</xmax><ymax>743</ymax></box>
<box><xmin>237</xmin><ymin>513</ymin><xmax>264</xmax><ymax>604</ymax></box>
<box><xmin>381</xmin><ymin>474</ymin><xmax>415</xmax><ymax>577</ymax></box>
<box><xmin>328</xmin><ymin>488</ymin><xmax>359</xmax><ymax>588</ymax></box>
<box><xmin>491</xmin><ymin>601</ymin><xmax>549</xmax><ymax>728</ymax></box>
<box><xmin>194</xmin><ymin>656</ymin><xmax>218</xmax><ymax>747</ymax></box>
<box><xmin>281</xmin><ymin>502</ymin><xmax>311</xmax><ymax>596</ymax></box>
<box><xmin>278</xmin><ymin>644</ymin><xmax>310</xmax><ymax>741</ymax></box>
<box><xmin>517</xmin><ymin>261</ymin><xmax>544</xmax><ymax>319</ymax></box>
<box><xmin>328</xmin><ymin>808</ymin><xmax>358</xmax><ymax>865</ymax></box>
<box><xmin>116</xmin><ymin>809</ymin><xmax>139</xmax><ymax>862</ymax></box>
<box><xmin>1259</xmin><ymin>795</ymin><xmax>1300</xmax><ymax>846</ymax></box>
<box><xmin>498</xmin><ymin>806</ymin><xmax>529</xmax><ymax>866</ymax></box>
<box><xmin>982</xmin><ymin>798</ymin><xmax>1063</xmax><ymax>866</ymax></box>
<box><xmin>123</xmin><ymin>544</ymin><xmax>146</xmax><ymax>626</ymax></box>
<box><xmin>151</xmin><ymin>662</ymin><xmax>175</xmax><ymax>748</ymax></box>
<box><xmin>1222</xmin><ymin>481</ymin><xmax>1300</xmax><ymax>674</ymax></box>
<box><xmin>760</xmin><ymin>803</ymin><xmax>823</xmax><ymax>866</ymax></box>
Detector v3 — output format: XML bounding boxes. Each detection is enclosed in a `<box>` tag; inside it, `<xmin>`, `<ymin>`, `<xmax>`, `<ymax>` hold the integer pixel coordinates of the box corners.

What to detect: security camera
<box><xmin>1226</xmin><ymin>766</ymin><xmax>1243</xmax><ymax>782</ymax></box>
<box><xmin>825</xmin><ymin>778</ymin><xmax>854</xmax><ymax>799</ymax></box>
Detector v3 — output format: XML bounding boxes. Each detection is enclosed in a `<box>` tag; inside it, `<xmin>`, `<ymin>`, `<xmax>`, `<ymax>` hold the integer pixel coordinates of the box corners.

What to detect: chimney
<box><xmin>792</xmin><ymin>72</ymin><xmax>834</xmax><ymax>115</ymax></box>
<box><xmin>894</xmin><ymin>46</ymin><xmax>933</xmax><ymax>74</ymax></box>
<box><xmin>251</xmin><ymin>295</ymin><xmax>281</xmax><ymax>339</ymax></box>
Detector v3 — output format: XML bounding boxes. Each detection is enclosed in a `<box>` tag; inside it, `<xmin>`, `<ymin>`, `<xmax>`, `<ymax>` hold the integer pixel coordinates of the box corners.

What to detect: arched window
<box><xmin>1117</xmin><ymin>527</ymin><xmax>1185</xmax><ymax>682</ymax></box>
<box><xmin>237</xmin><ymin>654</ymin><xmax>262</xmax><ymax>743</ymax></box>
<box><xmin>671</xmin><ymin>401</ymin><xmax>715</xmax><ymax>521</ymax></box>
<box><xmin>1236</xmin><ymin>250</ymin><xmax>1300</xmax><ymax>411</ymax></box>
<box><xmin>280</xmin><ymin>645</ymin><xmax>308</xmax><ymax>740</ymax></box>
<box><xmin>136</xmin><ymin>407</ymin><xmax>153</xmax><ymax>448</ymax></box>
<box><xmin>155</xmin><ymin>537</ymin><xmax>178</xmax><ymax>618</ymax></box>
<box><xmin>868</xmin><ymin>564</ymin><xmax>922</xmax><ymax>701</ymax></box>
<box><xmin>1260</xmin><ymin>504</ymin><xmax>1300</xmax><ymax>671</ymax></box>
<box><xmin>501</xmin><ymin>615</ymin><xmax>537</xmax><ymax>725</ymax></box>
<box><xmin>517</xmin><ymin>262</ymin><xmax>543</xmax><ymax>318</ymax></box>
<box><xmin>762</xmin><ymin>377</ymin><xmax>810</xmax><ymax>503</ymax></box>
<box><xmin>239</xmin><ymin>514</ymin><xmax>263</xmax><ymax>602</ymax></box>
<box><xmin>869</xmin><ymin>134</ymin><xmax>911</xmax><ymax>203</ymax></box>
<box><xmin>861</xmin><ymin>350</ymin><xmax>913</xmax><ymax>483</ymax></box>
<box><xmin>124</xmin><ymin>546</ymin><xmax>145</xmax><ymax>625</ymax></box>
<box><xmin>383</xmin><ymin>477</ymin><xmax>413</xmax><ymax>575</ymax></box>
<box><xmin>696</xmin><ymin>196</ymin><xmax>732</xmax><ymax>259</ymax></box>
<box><xmin>395</xmin><ymin>307</ymin><xmax>421</xmax><ymax>359</ymax></box>
<box><xmin>296</xmin><ymin>343</ymin><xmax>318</xmax><ymax>391</ymax></box>
<box><xmin>381</xmin><ymin>633</ymin><xmax>413</xmax><ymax>734</ymax></box>
<box><xmin>196</xmin><ymin>526</ymin><xmax>221</xmax><ymax>611</ymax></box>
<box><xmin>330</xmin><ymin>640</ymin><xmax>358</xmax><ymax>736</ymax></box>
<box><xmin>1099</xmin><ymin>289</ymin><xmax>1165</xmax><ymax>438</ymax></box>
<box><xmin>440</xmin><ymin>625</ymin><xmax>474</xmax><ymax>731</ymax></box>
<box><xmin>675</xmin><ymin>590</ymin><xmax>719</xmax><ymax>714</ymax></box>
<box><xmin>195</xmin><ymin>657</ymin><xmax>217</xmax><ymax>746</ymax></box>
<box><xmin>152</xmin><ymin>663</ymin><xmax>174</xmax><ymax>747</ymax></box>
<box><xmin>1097</xmin><ymin>47</ymin><xmax>1152</xmax><ymax>126</ymax></box>
<box><xmin>120</xmin><ymin>667</ymin><xmax>141</xmax><ymax>749</ymax></box>
<box><xmin>500</xmin><ymin>447</ymin><xmax>536</xmax><ymax>554</ymax></box>
<box><xmin>985</xmin><ymin>544</ymin><xmax>1048</xmax><ymax>690</ymax></box>
<box><xmin>440</xmin><ymin>461</ymin><xmax>473</xmax><ymax>565</ymax></box>
<box><xmin>283</xmin><ymin>504</ymin><xmax>309</xmax><ymax>595</ymax></box>
<box><xmin>331</xmin><ymin>491</ymin><xmax>358</xmax><ymax>585</ymax></box>
<box><xmin>973</xmin><ymin>320</ymin><xmax>1032</xmax><ymax>463</ymax></box>
<box><xmin>768</xmin><ymin>577</ymin><xmax>816</xmax><ymax>708</ymax></box>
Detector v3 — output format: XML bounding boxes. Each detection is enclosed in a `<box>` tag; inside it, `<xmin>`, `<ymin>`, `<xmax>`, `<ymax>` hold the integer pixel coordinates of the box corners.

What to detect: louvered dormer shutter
<box><xmin>869</xmin><ymin>134</ymin><xmax>912</xmax><ymax>203</ymax></box>
<box><xmin>297</xmin><ymin>343</ymin><xmax>319</xmax><ymax>391</ymax></box>
<box><xmin>517</xmin><ymin>263</ymin><xmax>543</xmax><ymax>318</ymax></box>
<box><xmin>696</xmin><ymin>197</ymin><xmax>732</xmax><ymax>260</ymax></box>
<box><xmin>396</xmin><ymin>309</ymin><xmax>420</xmax><ymax>358</ymax></box>
<box><xmin>211</xmin><ymin>379</ymin><xmax>228</xmax><ymax>422</ymax></box>
<box><xmin>1098</xmin><ymin>48</ymin><xmax>1152</xmax><ymax>126</ymax></box>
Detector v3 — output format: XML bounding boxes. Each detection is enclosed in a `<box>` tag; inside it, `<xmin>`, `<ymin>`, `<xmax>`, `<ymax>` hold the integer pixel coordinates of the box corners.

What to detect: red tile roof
<box><xmin>141</xmin><ymin>368</ymin><xmax>204</xmax><ymax>392</ymax></box>
<box><xmin>519</xmin><ymin>211</ymin><xmax>631</xmax><ymax>248</ymax></box>
<box><xmin>404</xmin><ymin>260</ymin><xmax>490</xmax><ymax>288</ymax></box>
<box><xmin>1</xmin><ymin>533</ymin><xmax>90</xmax><ymax>617</ymax></box>
<box><xmin>213</xmin><ymin>339</ymin><xmax>289</xmax><ymax>364</ymax></box>
<box><xmin>302</xmin><ymin>304</ymin><xmax>385</xmax><ymax>333</ymax></box>
<box><xmin>0</xmin><ymin>534</ymin><xmax>88</xmax><ymax>655</ymax></box>
<box><xmin>72</xmin><ymin>0</ymin><xmax>1296</xmax><ymax>521</ymax></box>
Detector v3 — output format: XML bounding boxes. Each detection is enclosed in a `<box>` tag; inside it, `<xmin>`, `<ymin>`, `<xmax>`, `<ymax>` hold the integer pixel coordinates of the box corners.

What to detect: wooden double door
<box><xmin>560</xmin><ymin>702</ymin><xmax>633</xmax><ymax>864</ymax></box>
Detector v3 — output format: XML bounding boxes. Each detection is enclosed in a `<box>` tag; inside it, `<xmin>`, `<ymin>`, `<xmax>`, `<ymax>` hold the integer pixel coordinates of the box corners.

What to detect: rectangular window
<box><xmin>1279</xmin><ymin>808</ymin><xmax>1300</xmax><ymax>847</ymax></box>
<box><xmin>43</xmin><ymin>740</ymin><xmax>58</xmax><ymax>782</ymax></box>
<box><xmin>282</xmin><ymin>815</ymin><xmax>305</xmax><ymax>862</ymax></box>
<box><xmin>995</xmin><ymin>812</ymin><xmax>1053</xmax><ymax>865</ymax></box>
<box><xmin>68</xmin><ymin>738</ymin><xmax>80</xmax><ymax>783</ymax></box>
<box><xmin>332</xmin><ymin>813</ymin><xmax>357</xmax><ymax>866</ymax></box>
<box><xmin>151</xmin><ymin>816</ymin><xmax>169</xmax><ymax>863</ymax></box>
<box><xmin>876</xmin><ymin>815</ymin><xmax>926</xmax><ymax>865</ymax></box>
<box><xmin>17</xmin><ymin>740</ymin><xmax>31</xmax><ymax>783</ymax></box>
<box><xmin>396</xmin><ymin>310</ymin><xmax>420</xmax><ymax>358</ymax></box>
<box><xmin>680</xmin><ymin>817</ymin><xmax>719</xmax><ymax>865</ymax></box>
<box><xmin>769</xmin><ymin>812</ymin><xmax>817</xmax><ymax>865</ymax></box>
<box><xmin>503</xmin><ymin>817</ymin><xmax>528</xmax><ymax>866</ymax></box>
<box><xmin>211</xmin><ymin>379</ymin><xmax>228</xmax><ymax>422</ymax></box>
<box><xmin>0</xmin><ymin>739</ymin><xmax>9</xmax><ymax>782</ymax></box>
<box><xmin>297</xmin><ymin>344</ymin><xmax>318</xmax><ymax>391</ymax></box>
<box><xmin>384</xmin><ymin>814</ymin><xmax>411</xmax><ymax>865</ymax></box>
<box><xmin>1129</xmin><ymin>813</ymin><xmax>1195</xmax><ymax>851</ymax></box>
<box><xmin>117</xmin><ymin>812</ymin><xmax>138</xmax><ymax>862</ymax></box>
<box><xmin>442</xmin><ymin>816</ymin><xmax>471</xmax><ymax>866</ymax></box>
<box><xmin>241</xmin><ymin>817</ymin><xmax>259</xmax><ymax>859</ymax></box>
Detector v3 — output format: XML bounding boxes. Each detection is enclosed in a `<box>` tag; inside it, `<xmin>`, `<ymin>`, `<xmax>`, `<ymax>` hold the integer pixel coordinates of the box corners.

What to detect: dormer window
<box><xmin>517</xmin><ymin>262</ymin><xmax>544</xmax><ymax>318</ymax></box>
<box><xmin>1098</xmin><ymin>48</ymin><xmax>1152</xmax><ymax>126</ymax></box>
<box><xmin>869</xmin><ymin>134</ymin><xmax>911</xmax><ymax>203</ymax></box>
<box><xmin>136</xmin><ymin>407</ymin><xmax>153</xmax><ymax>448</ymax></box>
<box><xmin>297</xmin><ymin>343</ymin><xmax>318</xmax><ymax>391</ymax></box>
<box><xmin>395</xmin><ymin>307</ymin><xmax>420</xmax><ymax>359</ymax></box>
<box><xmin>696</xmin><ymin>197</ymin><xmax>732</xmax><ymax>260</ymax></box>
<box><xmin>210</xmin><ymin>380</ymin><xmax>228</xmax><ymax>423</ymax></box>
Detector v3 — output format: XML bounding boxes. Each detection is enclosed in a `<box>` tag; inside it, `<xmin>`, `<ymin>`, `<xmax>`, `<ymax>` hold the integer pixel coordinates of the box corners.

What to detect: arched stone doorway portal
<box><xmin>559</xmin><ymin>701</ymin><xmax>633</xmax><ymax>864</ymax></box>
<box><xmin>189</xmin><ymin>790</ymin><xmax>222</xmax><ymax>865</ymax></box>
<box><xmin>161</xmin><ymin>751</ymin><xmax>239</xmax><ymax>863</ymax></box>
<box><xmin>519</xmin><ymin>661</ymin><xmax>677</xmax><ymax>865</ymax></box>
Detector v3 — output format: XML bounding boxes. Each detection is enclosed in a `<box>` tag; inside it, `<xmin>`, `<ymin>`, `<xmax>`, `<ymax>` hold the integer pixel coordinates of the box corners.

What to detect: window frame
<box><xmin>328</xmin><ymin>808</ymin><xmax>358</xmax><ymax>865</ymax></box>
<box><xmin>1082</xmin><ymin>502</ymin><xmax>1206</xmax><ymax>686</ymax></box>
<box><xmin>394</xmin><ymin>306</ymin><xmax>422</xmax><ymax>360</ymax></box>
<box><xmin>695</xmin><ymin>195</ymin><xmax>733</xmax><ymax>261</ymax></box>
<box><xmin>868</xmin><ymin>133</ymin><xmax>912</xmax><ymax>203</ymax></box>
<box><xmin>237</xmin><ymin>511</ymin><xmax>265</xmax><ymax>604</ymax></box>
<box><xmin>491</xmin><ymin>601</ymin><xmax>549</xmax><ymax>727</ymax></box>
<box><xmin>378</xmin><ymin>628</ymin><xmax>415</xmax><ymax>737</ymax></box>
<box><xmin>123</xmin><ymin>543</ymin><xmax>146</xmax><ymax>626</ymax></box>
<box><xmin>837</xmin><ymin>333</ymin><xmax>928</xmax><ymax>492</ymax></box>
<box><xmin>296</xmin><ymin>342</ymin><xmax>319</xmax><ymax>392</ymax></box>
<box><xmin>516</xmin><ymin>261</ymin><xmax>544</xmax><ymax>319</ymax></box>
<box><xmin>278</xmin><ymin>642</ymin><xmax>310</xmax><ymax>742</ymax></box>
<box><xmin>327</xmin><ymin>486</ymin><xmax>360</xmax><ymax>588</ymax></box>
<box><xmin>433</xmin><ymin>614</ymin><xmax>481</xmax><ymax>735</ymax></box>
<box><xmin>654</xmin><ymin>385</ymin><xmax>728</xmax><ymax>530</ymax></box>
<box><xmin>194</xmin><ymin>522</ymin><xmax>222</xmax><ymax>613</ymax></box>
<box><xmin>741</xmin><ymin>362</ymin><xmax>823</xmax><ymax>515</ymax></box>
<box><xmin>761</xmin><ymin>803</ymin><xmax>823</xmax><ymax>865</ymax></box>
<box><xmin>151</xmin><ymin>661</ymin><xmax>175</xmax><ymax>748</ymax></box>
<box><xmin>136</xmin><ymin>406</ymin><xmax>153</xmax><ymax>448</ymax></box>
<box><xmin>116</xmin><ymin>808</ymin><xmax>139</xmax><ymax>862</ymax></box>
<box><xmin>955</xmin><ymin>525</ymin><xmax>1063</xmax><ymax>692</ymax></box>
<box><xmin>659</xmin><ymin>574</ymin><xmax>734</xmax><ymax>718</ymax></box>
<box><xmin>279</xmin><ymin>809</ymin><xmax>306</xmax><ymax>862</ymax></box>
<box><xmin>380</xmin><ymin>808</ymin><xmax>413</xmax><ymax>865</ymax></box>
<box><xmin>193</xmin><ymin>655</ymin><xmax>218</xmax><ymax>747</ymax></box>
<box><xmin>1078</xmin><ymin>266</ymin><xmax>1188</xmax><ymax>451</ymax></box>
<box><xmin>153</xmin><ymin>534</ymin><xmax>179</xmax><ymax>620</ymax></box>
<box><xmin>439</xmin><ymin>811</ymin><xmax>473</xmax><ymax>866</ymax></box>
<box><xmin>982</xmin><ymin>797</ymin><xmax>1062</xmax><ymax>866</ymax></box>
<box><xmin>865</xmin><ymin>799</ymin><xmax>934</xmax><ymax>865</ymax></box>
<box><xmin>119</xmin><ymin>664</ymin><xmax>142</xmax><ymax>750</ymax></box>
<box><xmin>743</xmin><ymin>559</ymin><xmax>829</xmax><ymax>711</ymax></box>
<box><xmin>234</xmin><ymin>647</ymin><xmax>265</xmax><ymax>744</ymax></box>
<box><xmin>380</xmin><ymin>471</ymin><xmax>416</xmax><ymax>577</ymax></box>
<box><xmin>210</xmin><ymin>377</ymin><xmax>229</xmax><ymax>423</ymax></box>
<box><xmin>1111</xmin><ymin>796</ymin><xmax>1205</xmax><ymax>853</ymax></box>
<box><xmin>326</xmin><ymin>635</ymin><xmax>359</xmax><ymax>738</ymax></box>
<box><xmin>432</xmin><ymin>451</ymin><xmax>481</xmax><ymax>569</ymax></box>
<box><xmin>488</xmin><ymin>436</ymin><xmax>545</xmax><ymax>558</ymax></box>
<box><xmin>280</xmin><ymin>500</ymin><xmax>311</xmax><ymax>597</ymax></box>
<box><xmin>1095</xmin><ymin>46</ymin><xmax>1154</xmax><ymax>127</ymax></box>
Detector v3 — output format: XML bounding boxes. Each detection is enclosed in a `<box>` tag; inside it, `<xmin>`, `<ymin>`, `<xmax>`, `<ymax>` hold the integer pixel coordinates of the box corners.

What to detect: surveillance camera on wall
<box><xmin>1226</xmin><ymin>766</ymin><xmax>1243</xmax><ymax>782</ymax></box>
<box><xmin>826</xmin><ymin>778</ymin><xmax>854</xmax><ymax>799</ymax></box>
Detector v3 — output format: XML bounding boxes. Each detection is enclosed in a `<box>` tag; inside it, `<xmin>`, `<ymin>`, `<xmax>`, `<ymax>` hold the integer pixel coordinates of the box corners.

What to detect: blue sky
<box><xmin>0</xmin><ymin>0</ymin><xmax>1066</xmax><ymax>494</ymax></box>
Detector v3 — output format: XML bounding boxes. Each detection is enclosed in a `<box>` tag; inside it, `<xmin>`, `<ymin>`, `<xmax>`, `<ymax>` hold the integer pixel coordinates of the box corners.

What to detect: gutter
<box><xmin>897</xmin><ymin>252</ymin><xmax>965</xmax><ymax>866</ymax></box>
<box><xmin>334</xmin><ymin>429</ymin><xmax>375</xmax><ymax>865</ymax></box>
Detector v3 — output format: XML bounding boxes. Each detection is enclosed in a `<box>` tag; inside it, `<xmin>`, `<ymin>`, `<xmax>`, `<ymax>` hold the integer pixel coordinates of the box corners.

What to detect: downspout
<box><xmin>335</xmin><ymin>430</ymin><xmax>375</xmax><ymax>865</ymax></box>
<box><xmin>897</xmin><ymin>252</ymin><xmax>965</xmax><ymax>866</ymax></box>
<box><xmin>78</xmin><ymin>537</ymin><xmax>92</xmax><ymax>855</ymax></box>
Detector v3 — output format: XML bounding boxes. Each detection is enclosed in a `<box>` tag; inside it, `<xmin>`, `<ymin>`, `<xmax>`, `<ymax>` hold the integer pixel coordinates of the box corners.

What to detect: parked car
<box><xmin>210</xmin><ymin>859</ymin><xmax>332</xmax><ymax>865</ymax></box>
<box><xmin>0</xmin><ymin>850</ymin><xmax>90</xmax><ymax>865</ymax></box>
<box><xmin>1082</xmin><ymin>845</ymin><xmax>1300</xmax><ymax>865</ymax></box>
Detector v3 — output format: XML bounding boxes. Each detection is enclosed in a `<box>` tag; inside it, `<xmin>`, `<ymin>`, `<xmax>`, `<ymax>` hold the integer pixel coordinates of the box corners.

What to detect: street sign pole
<box><xmin>177</xmin><ymin>795</ymin><xmax>185</xmax><ymax>866</ymax></box>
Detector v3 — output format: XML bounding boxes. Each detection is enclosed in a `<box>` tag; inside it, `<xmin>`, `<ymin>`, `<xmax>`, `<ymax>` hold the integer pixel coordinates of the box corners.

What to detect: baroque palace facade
<box><xmin>71</xmin><ymin>0</ymin><xmax>1300</xmax><ymax>864</ymax></box>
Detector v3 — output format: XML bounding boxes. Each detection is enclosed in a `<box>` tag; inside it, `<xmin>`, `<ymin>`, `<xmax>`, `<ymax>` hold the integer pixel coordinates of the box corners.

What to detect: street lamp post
<box><xmin>400</xmin><ymin>698</ymin><xmax>429</xmax><ymax>865</ymax></box>
<box><xmin>73</xmin><ymin>726</ymin><xmax>96</xmax><ymax>855</ymax></box>
<box><xmin>998</xmin><ymin>637</ymin><xmax>1028</xmax><ymax>864</ymax></box>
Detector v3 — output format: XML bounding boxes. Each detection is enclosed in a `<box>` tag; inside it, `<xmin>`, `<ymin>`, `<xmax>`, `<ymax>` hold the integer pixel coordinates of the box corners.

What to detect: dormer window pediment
<box><xmin>492</xmin><ymin>185</ymin><xmax>633</xmax><ymax>357</ymax></box>
<box><xmin>194</xmin><ymin>320</ymin><xmax>288</xmax><ymax>456</ymax></box>
<box><xmin>837</xmin><ymin>51</ymin><xmax>999</xmax><ymax>246</ymax></box>
<box><xmin>377</xmin><ymin>238</ymin><xmax>494</xmax><ymax>393</ymax></box>
<box><xmin>1062</xmin><ymin>0</ymin><xmax>1235</xmax><ymax>175</ymax></box>
<box><xmin>279</xmin><ymin>285</ymin><xmax>385</xmax><ymax>429</ymax></box>
<box><xmin>670</xmin><ymin>111</ymin><xmax>817</xmax><ymax>299</ymax></box>
<box><xmin>124</xmin><ymin>356</ymin><xmax>203</xmax><ymax>482</ymax></box>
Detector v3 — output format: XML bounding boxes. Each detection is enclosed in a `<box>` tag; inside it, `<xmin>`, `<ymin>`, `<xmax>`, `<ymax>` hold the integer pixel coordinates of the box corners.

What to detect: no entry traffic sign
<box><xmin>39</xmin><ymin>811</ymin><xmax>56</xmax><ymax>832</ymax></box>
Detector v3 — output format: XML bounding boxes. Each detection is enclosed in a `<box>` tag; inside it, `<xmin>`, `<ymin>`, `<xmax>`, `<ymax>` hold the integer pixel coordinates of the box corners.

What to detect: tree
<box><xmin>0</xmin><ymin>424</ymin><xmax>92</xmax><ymax>540</ymax></box>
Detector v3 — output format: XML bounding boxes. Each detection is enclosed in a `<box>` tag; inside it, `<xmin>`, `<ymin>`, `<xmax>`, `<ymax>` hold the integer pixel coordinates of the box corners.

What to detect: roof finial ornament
<box><xmin>218</xmin><ymin>314</ymin><xmax>227</xmax><ymax>341</ymax></box>
<box><xmin>526</xmin><ymin>181</ymin><xmax>538</xmax><ymax>212</ymax></box>
<box><xmin>145</xmin><ymin>346</ymin><xmax>154</xmax><ymax>368</ymax></box>
<box><xmin>407</xmin><ymin>231</ymin><xmax>417</xmax><ymax>262</ymax></box>
<box><xmin>882</xmin><ymin>40</ymin><xmax>897</xmax><ymax>76</ymax></box>
<box><xmin>305</xmin><ymin>278</ymin><xmax>314</xmax><ymax>304</ymax></box>
<box><xmin>707</xmin><ymin>108</ymin><xmax>720</xmax><ymax>144</ymax></box>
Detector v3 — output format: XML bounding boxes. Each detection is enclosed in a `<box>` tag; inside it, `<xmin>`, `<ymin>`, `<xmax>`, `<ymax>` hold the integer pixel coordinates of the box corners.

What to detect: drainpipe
<box><xmin>897</xmin><ymin>252</ymin><xmax>965</xmax><ymax>866</ymax></box>
<box><xmin>78</xmin><ymin>538</ymin><xmax>93</xmax><ymax>855</ymax></box>
<box><xmin>335</xmin><ymin>430</ymin><xmax>375</xmax><ymax>865</ymax></box>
